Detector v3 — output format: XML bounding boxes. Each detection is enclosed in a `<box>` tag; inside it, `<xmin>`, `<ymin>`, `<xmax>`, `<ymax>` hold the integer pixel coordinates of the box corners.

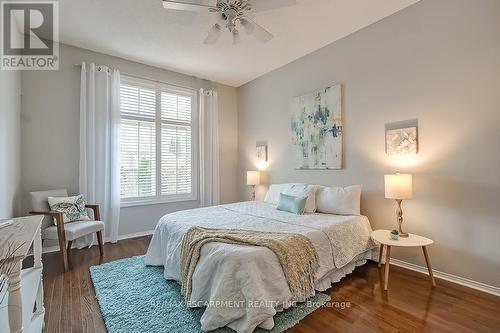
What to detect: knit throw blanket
<box><xmin>180</xmin><ymin>226</ymin><xmax>319</xmax><ymax>302</ymax></box>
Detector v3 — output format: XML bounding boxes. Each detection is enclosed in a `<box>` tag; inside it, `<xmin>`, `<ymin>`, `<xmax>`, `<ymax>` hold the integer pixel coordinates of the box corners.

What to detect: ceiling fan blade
<box><xmin>232</xmin><ymin>29</ymin><xmax>241</xmax><ymax>45</ymax></box>
<box><xmin>162</xmin><ymin>0</ymin><xmax>216</xmax><ymax>12</ymax></box>
<box><xmin>248</xmin><ymin>0</ymin><xmax>296</xmax><ymax>12</ymax></box>
<box><xmin>245</xmin><ymin>18</ymin><xmax>273</xmax><ymax>43</ymax></box>
<box><xmin>240</xmin><ymin>18</ymin><xmax>255</xmax><ymax>34</ymax></box>
<box><xmin>204</xmin><ymin>23</ymin><xmax>222</xmax><ymax>44</ymax></box>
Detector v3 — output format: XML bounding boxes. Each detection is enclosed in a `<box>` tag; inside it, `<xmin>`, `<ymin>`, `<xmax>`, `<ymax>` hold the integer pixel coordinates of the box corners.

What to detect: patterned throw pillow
<box><xmin>47</xmin><ymin>194</ymin><xmax>91</xmax><ymax>225</ymax></box>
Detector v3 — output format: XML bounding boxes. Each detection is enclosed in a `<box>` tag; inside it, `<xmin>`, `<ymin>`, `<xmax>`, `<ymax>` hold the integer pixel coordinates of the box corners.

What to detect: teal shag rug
<box><xmin>90</xmin><ymin>256</ymin><xmax>330</xmax><ymax>333</ymax></box>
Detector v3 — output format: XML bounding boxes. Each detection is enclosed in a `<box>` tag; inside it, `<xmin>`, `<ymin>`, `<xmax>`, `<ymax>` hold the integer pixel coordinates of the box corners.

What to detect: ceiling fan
<box><xmin>162</xmin><ymin>0</ymin><xmax>297</xmax><ymax>45</ymax></box>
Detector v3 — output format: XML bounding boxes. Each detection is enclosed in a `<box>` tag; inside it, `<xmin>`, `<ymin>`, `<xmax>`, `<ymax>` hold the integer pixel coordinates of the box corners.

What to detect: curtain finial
<box><xmin>201</xmin><ymin>89</ymin><xmax>215</xmax><ymax>97</ymax></box>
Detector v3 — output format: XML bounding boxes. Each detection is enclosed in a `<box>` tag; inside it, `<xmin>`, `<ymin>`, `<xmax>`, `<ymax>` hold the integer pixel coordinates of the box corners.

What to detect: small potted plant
<box><xmin>390</xmin><ymin>229</ymin><xmax>399</xmax><ymax>240</ymax></box>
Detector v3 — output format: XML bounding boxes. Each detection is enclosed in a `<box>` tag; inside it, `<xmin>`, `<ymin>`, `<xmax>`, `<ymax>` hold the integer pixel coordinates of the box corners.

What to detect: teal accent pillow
<box><xmin>276</xmin><ymin>193</ymin><xmax>307</xmax><ymax>215</ymax></box>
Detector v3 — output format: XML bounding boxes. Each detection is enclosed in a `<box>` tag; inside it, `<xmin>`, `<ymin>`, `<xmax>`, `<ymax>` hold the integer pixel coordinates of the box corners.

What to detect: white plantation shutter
<box><xmin>120</xmin><ymin>84</ymin><xmax>156</xmax><ymax>119</ymax></box>
<box><xmin>161</xmin><ymin>92</ymin><xmax>192</xmax><ymax>122</ymax></box>
<box><xmin>120</xmin><ymin>119</ymin><xmax>156</xmax><ymax>198</ymax></box>
<box><xmin>119</xmin><ymin>76</ymin><xmax>196</xmax><ymax>204</ymax></box>
<box><xmin>161</xmin><ymin>125</ymin><xmax>192</xmax><ymax>195</ymax></box>
<box><xmin>160</xmin><ymin>89</ymin><xmax>192</xmax><ymax>196</ymax></box>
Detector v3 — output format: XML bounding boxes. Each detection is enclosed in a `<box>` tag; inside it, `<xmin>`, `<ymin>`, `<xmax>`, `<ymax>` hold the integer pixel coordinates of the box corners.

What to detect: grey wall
<box><xmin>237</xmin><ymin>0</ymin><xmax>500</xmax><ymax>287</ymax></box>
<box><xmin>215</xmin><ymin>82</ymin><xmax>239</xmax><ymax>204</ymax></box>
<box><xmin>21</xmin><ymin>44</ymin><xmax>238</xmax><ymax>238</ymax></box>
<box><xmin>0</xmin><ymin>70</ymin><xmax>22</xmax><ymax>219</ymax></box>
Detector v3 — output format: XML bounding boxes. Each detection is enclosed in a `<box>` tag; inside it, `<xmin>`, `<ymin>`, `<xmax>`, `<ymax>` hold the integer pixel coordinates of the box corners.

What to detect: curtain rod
<box><xmin>73</xmin><ymin>64</ymin><xmax>203</xmax><ymax>92</ymax></box>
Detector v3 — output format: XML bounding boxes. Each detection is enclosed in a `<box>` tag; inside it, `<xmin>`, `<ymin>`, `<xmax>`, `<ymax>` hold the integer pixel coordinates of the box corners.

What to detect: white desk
<box><xmin>0</xmin><ymin>216</ymin><xmax>44</xmax><ymax>333</ymax></box>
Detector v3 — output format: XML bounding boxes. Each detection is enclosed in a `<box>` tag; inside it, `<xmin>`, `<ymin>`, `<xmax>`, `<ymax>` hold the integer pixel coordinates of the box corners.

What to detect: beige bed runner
<box><xmin>180</xmin><ymin>226</ymin><xmax>319</xmax><ymax>301</ymax></box>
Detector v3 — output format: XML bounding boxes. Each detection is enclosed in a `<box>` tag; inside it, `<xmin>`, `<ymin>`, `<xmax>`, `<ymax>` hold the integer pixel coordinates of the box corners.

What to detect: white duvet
<box><xmin>145</xmin><ymin>201</ymin><xmax>376</xmax><ymax>333</ymax></box>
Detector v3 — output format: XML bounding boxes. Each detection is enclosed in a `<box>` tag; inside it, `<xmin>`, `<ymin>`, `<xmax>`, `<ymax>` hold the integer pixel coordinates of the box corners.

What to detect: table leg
<box><xmin>422</xmin><ymin>246</ymin><xmax>436</xmax><ymax>286</ymax></box>
<box><xmin>378</xmin><ymin>244</ymin><xmax>384</xmax><ymax>268</ymax></box>
<box><xmin>8</xmin><ymin>260</ymin><xmax>23</xmax><ymax>333</ymax></box>
<box><xmin>384</xmin><ymin>245</ymin><xmax>391</xmax><ymax>291</ymax></box>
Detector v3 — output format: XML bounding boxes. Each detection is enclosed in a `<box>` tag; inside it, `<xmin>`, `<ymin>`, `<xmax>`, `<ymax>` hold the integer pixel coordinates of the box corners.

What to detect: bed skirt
<box><xmin>315</xmin><ymin>249</ymin><xmax>376</xmax><ymax>291</ymax></box>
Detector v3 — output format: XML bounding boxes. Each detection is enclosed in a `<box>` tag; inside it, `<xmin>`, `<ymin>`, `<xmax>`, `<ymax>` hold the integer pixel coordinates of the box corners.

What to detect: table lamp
<box><xmin>384</xmin><ymin>173</ymin><xmax>413</xmax><ymax>237</ymax></box>
<box><xmin>246</xmin><ymin>171</ymin><xmax>260</xmax><ymax>201</ymax></box>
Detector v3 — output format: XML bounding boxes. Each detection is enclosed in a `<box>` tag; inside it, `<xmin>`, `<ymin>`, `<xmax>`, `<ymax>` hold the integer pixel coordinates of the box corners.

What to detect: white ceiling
<box><xmin>58</xmin><ymin>0</ymin><xmax>419</xmax><ymax>87</ymax></box>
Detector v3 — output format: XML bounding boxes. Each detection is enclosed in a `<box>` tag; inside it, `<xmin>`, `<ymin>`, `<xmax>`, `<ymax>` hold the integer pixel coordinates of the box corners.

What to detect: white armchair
<box><xmin>29</xmin><ymin>189</ymin><xmax>104</xmax><ymax>272</ymax></box>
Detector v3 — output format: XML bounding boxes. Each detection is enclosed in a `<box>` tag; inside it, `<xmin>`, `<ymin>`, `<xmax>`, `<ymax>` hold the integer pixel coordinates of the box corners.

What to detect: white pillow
<box><xmin>264</xmin><ymin>183</ymin><xmax>303</xmax><ymax>205</ymax></box>
<box><xmin>316</xmin><ymin>185</ymin><xmax>362</xmax><ymax>215</ymax></box>
<box><xmin>264</xmin><ymin>183</ymin><xmax>318</xmax><ymax>213</ymax></box>
<box><xmin>282</xmin><ymin>184</ymin><xmax>318</xmax><ymax>213</ymax></box>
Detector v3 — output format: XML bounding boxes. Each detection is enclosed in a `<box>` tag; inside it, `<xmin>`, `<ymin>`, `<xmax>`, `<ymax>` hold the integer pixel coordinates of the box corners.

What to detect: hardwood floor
<box><xmin>34</xmin><ymin>236</ymin><xmax>500</xmax><ymax>333</ymax></box>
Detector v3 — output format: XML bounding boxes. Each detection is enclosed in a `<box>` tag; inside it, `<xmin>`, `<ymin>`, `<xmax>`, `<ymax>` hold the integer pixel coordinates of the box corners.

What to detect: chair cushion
<box><xmin>42</xmin><ymin>220</ymin><xmax>104</xmax><ymax>241</ymax></box>
<box><xmin>29</xmin><ymin>189</ymin><xmax>68</xmax><ymax>229</ymax></box>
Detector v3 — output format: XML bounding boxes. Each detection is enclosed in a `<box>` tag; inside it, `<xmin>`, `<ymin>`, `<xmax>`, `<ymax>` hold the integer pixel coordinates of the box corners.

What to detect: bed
<box><xmin>145</xmin><ymin>200</ymin><xmax>376</xmax><ymax>333</ymax></box>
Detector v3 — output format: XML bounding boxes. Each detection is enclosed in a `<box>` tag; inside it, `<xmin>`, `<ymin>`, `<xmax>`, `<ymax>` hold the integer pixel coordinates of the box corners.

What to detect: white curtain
<box><xmin>199</xmin><ymin>88</ymin><xmax>220</xmax><ymax>207</ymax></box>
<box><xmin>79</xmin><ymin>62</ymin><xmax>121</xmax><ymax>243</ymax></box>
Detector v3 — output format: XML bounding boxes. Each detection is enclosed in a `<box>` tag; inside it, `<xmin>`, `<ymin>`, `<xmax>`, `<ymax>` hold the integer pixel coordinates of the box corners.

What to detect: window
<box><xmin>119</xmin><ymin>76</ymin><xmax>196</xmax><ymax>205</ymax></box>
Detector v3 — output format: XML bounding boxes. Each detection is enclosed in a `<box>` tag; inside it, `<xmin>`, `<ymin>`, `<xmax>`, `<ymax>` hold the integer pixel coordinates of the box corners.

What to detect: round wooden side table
<box><xmin>371</xmin><ymin>229</ymin><xmax>436</xmax><ymax>290</ymax></box>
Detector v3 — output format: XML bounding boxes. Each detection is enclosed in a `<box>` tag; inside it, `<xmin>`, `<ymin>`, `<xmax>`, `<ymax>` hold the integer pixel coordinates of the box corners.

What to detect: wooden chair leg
<box><xmin>384</xmin><ymin>245</ymin><xmax>391</xmax><ymax>291</ymax></box>
<box><xmin>378</xmin><ymin>244</ymin><xmax>384</xmax><ymax>268</ymax></box>
<box><xmin>66</xmin><ymin>240</ymin><xmax>73</xmax><ymax>263</ymax></box>
<box><xmin>422</xmin><ymin>246</ymin><xmax>436</xmax><ymax>286</ymax></box>
<box><xmin>58</xmin><ymin>236</ymin><xmax>69</xmax><ymax>272</ymax></box>
<box><xmin>97</xmin><ymin>231</ymin><xmax>104</xmax><ymax>256</ymax></box>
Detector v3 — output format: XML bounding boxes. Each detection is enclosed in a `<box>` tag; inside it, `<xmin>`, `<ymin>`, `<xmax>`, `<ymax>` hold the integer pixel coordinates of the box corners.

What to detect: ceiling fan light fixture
<box><xmin>227</xmin><ymin>21</ymin><xmax>236</xmax><ymax>32</ymax></box>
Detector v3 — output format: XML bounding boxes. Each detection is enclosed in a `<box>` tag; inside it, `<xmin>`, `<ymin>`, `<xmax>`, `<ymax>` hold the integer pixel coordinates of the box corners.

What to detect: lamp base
<box><xmin>396</xmin><ymin>199</ymin><xmax>409</xmax><ymax>238</ymax></box>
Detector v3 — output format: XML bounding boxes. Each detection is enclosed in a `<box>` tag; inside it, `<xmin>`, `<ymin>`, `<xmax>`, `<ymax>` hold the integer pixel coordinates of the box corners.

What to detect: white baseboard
<box><xmin>105</xmin><ymin>229</ymin><xmax>155</xmax><ymax>243</ymax></box>
<box><xmin>41</xmin><ymin>229</ymin><xmax>155</xmax><ymax>254</ymax></box>
<box><xmin>390</xmin><ymin>258</ymin><xmax>500</xmax><ymax>297</ymax></box>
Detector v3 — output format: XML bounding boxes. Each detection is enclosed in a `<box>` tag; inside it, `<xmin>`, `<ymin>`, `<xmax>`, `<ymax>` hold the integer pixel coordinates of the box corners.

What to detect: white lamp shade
<box><xmin>384</xmin><ymin>173</ymin><xmax>413</xmax><ymax>200</ymax></box>
<box><xmin>247</xmin><ymin>171</ymin><xmax>260</xmax><ymax>186</ymax></box>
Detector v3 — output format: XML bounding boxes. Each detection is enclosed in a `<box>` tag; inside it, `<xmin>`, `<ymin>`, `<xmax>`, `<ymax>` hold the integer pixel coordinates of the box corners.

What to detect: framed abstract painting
<box><xmin>291</xmin><ymin>84</ymin><xmax>343</xmax><ymax>169</ymax></box>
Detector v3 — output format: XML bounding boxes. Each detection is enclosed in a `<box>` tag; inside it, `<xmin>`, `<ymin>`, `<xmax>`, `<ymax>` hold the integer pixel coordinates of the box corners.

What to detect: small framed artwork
<box><xmin>385</xmin><ymin>120</ymin><xmax>418</xmax><ymax>155</ymax></box>
<box><xmin>256</xmin><ymin>142</ymin><xmax>268</xmax><ymax>163</ymax></box>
